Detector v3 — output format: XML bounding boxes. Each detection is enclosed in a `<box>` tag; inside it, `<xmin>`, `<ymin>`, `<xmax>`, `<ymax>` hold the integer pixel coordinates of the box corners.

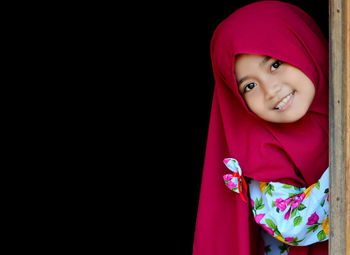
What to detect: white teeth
<box><xmin>275</xmin><ymin>92</ymin><xmax>293</xmax><ymax>109</ymax></box>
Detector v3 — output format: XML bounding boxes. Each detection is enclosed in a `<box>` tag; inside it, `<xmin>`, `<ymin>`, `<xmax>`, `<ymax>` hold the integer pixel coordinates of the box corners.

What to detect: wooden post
<box><xmin>329</xmin><ymin>0</ymin><xmax>350</xmax><ymax>254</ymax></box>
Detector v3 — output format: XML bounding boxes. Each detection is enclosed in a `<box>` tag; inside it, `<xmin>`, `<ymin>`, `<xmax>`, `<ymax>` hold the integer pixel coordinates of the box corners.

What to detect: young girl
<box><xmin>193</xmin><ymin>1</ymin><xmax>329</xmax><ymax>255</ymax></box>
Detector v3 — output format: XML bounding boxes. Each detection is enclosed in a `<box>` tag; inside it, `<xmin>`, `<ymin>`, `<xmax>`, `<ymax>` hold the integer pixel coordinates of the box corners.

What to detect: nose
<box><xmin>262</xmin><ymin>80</ymin><xmax>281</xmax><ymax>101</ymax></box>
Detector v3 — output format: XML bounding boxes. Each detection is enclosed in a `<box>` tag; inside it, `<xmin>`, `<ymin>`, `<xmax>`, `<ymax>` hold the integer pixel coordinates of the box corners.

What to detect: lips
<box><xmin>274</xmin><ymin>91</ymin><xmax>295</xmax><ymax>110</ymax></box>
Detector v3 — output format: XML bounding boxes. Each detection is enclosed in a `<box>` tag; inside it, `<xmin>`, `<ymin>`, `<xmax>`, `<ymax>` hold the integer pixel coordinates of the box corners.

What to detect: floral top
<box><xmin>223</xmin><ymin>158</ymin><xmax>329</xmax><ymax>255</ymax></box>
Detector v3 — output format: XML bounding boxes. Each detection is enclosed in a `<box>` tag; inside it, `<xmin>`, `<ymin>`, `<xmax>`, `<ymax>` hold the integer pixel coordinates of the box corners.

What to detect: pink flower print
<box><xmin>255</xmin><ymin>213</ymin><xmax>265</xmax><ymax>223</ymax></box>
<box><xmin>223</xmin><ymin>158</ymin><xmax>231</xmax><ymax>164</ymax></box>
<box><xmin>307</xmin><ymin>212</ymin><xmax>319</xmax><ymax>225</ymax></box>
<box><xmin>285</xmin><ymin>237</ymin><xmax>295</xmax><ymax>242</ymax></box>
<box><xmin>223</xmin><ymin>174</ymin><xmax>233</xmax><ymax>181</ymax></box>
<box><xmin>291</xmin><ymin>193</ymin><xmax>305</xmax><ymax>209</ymax></box>
<box><xmin>227</xmin><ymin>180</ymin><xmax>237</xmax><ymax>190</ymax></box>
<box><xmin>275</xmin><ymin>198</ymin><xmax>287</xmax><ymax>212</ymax></box>
<box><xmin>284</xmin><ymin>209</ymin><xmax>291</xmax><ymax>220</ymax></box>
<box><xmin>285</xmin><ymin>197</ymin><xmax>293</xmax><ymax>205</ymax></box>
<box><xmin>260</xmin><ymin>224</ymin><xmax>274</xmax><ymax>236</ymax></box>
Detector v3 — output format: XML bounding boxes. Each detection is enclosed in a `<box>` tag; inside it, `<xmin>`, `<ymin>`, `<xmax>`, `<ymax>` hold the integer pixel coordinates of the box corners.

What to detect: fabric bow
<box><xmin>223</xmin><ymin>158</ymin><xmax>248</xmax><ymax>203</ymax></box>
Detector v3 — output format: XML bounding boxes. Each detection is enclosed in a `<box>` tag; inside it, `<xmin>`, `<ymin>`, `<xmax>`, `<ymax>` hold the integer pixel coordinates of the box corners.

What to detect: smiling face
<box><xmin>234</xmin><ymin>54</ymin><xmax>316</xmax><ymax>123</ymax></box>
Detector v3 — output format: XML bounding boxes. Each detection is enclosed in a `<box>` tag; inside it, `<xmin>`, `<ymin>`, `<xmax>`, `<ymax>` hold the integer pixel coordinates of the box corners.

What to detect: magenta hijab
<box><xmin>193</xmin><ymin>1</ymin><xmax>328</xmax><ymax>255</ymax></box>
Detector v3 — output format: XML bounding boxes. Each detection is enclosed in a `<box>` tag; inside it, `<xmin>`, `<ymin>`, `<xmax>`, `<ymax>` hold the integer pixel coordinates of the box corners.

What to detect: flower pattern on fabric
<box><xmin>249</xmin><ymin>167</ymin><xmax>329</xmax><ymax>248</ymax></box>
<box><xmin>222</xmin><ymin>158</ymin><xmax>248</xmax><ymax>202</ymax></box>
<box><xmin>223</xmin><ymin>158</ymin><xmax>330</xmax><ymax>254</ymax></box>
<box><xmin>261</xmin><ymin>229</ymin><xmax>289</xmax><ymax>255</ymax></box>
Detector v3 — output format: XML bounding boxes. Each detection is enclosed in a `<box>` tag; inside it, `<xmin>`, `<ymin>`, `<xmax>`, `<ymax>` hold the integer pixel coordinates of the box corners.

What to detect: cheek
<box><xmin>245</xmin><ymin>95</ymin><xmax>265</xmax><ymax>114</ymax></box>
<box><xmin>243</xmin><ymin>94</ymin><xmax>256</xmax><ymax>108</ymax></box>
<box><xmin>298</xmin><ymin>76</ymin><xmax>315</xmax><ymax>102</ymax></box>
<box><xmin>306</xmin><ymin>78</ymin><xmax>316</xmax><ymax>99</ymax></box>
<box><xmin>292</xmin><ymin>69</ymin><xmax>314</xmax><ymax>89</ymax></box>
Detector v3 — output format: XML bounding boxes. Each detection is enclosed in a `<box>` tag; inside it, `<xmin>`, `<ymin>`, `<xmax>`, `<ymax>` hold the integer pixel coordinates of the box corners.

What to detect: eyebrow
<box><xmin>237</xmin><ymin>56</ymin><xmax>272</xmax><ymax>87</ymax></box>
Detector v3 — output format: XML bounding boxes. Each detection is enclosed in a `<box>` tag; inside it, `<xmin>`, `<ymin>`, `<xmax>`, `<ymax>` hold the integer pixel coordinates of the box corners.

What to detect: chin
<box><xmin>262</xmin><ymin>112</ymin><xmax>306</xmax><ymax>123</ymax></box>
<box><xmin>274</xmin><ymin>114</ymin><xmax>306</xmax><ymax>123</ymax></box>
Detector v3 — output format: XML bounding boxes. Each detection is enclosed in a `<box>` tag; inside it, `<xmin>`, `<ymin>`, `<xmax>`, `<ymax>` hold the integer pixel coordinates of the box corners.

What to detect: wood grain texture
<box><xmin>344</xmin><ymin>0</ymin><xmax>350</xmax><ymax>253</ymax></box>
<box><xmin>329</xmin><ymin>0</ymin><xmax>350</xmax><ymax>254</ymax></box>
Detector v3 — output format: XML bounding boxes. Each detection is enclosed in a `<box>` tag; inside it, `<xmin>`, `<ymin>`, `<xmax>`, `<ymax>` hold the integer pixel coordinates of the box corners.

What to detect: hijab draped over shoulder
<box><xmin>193</xmin><ymin>1</ymin><xmax>328</xmax><ymax>255</ymax></box>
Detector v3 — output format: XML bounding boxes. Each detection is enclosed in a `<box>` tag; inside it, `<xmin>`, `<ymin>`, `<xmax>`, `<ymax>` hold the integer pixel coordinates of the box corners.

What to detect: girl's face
<box><xmin>234</xmin><ymin>54</ymin><xmax>315</xmax><ymax>123</ymax></box>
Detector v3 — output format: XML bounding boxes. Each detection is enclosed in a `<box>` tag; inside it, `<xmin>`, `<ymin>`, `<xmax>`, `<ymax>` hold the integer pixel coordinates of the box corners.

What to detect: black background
<box><xmin>120</xmin><ymin>0</ymin><xmax>329</xmax><ymax>254</ymax></box>
<box><xmin>10</xmin><ymin>0</ymin><xmax>329</xmax><ymax>253</ymax></box>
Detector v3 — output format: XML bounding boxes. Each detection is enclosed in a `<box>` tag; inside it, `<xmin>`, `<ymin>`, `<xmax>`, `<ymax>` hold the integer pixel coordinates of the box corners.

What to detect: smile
<box><xmin>274</xmin><ymin>91</ymin><xmax>295</xmax><ymax>111</ymax></box>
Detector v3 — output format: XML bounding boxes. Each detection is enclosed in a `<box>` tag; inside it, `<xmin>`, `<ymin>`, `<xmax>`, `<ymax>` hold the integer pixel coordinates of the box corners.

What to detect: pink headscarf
<box><xmin>193</xmin><ymin>1</ymin><xmax>328</xmax><ymax>255</ymax></box>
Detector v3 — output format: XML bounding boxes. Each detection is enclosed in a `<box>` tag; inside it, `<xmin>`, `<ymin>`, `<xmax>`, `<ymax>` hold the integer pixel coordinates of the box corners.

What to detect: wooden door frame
<box><xmin>329</xmin><ymin>0</ymin><xmax>350</xmax><ymax>254</ymax></box>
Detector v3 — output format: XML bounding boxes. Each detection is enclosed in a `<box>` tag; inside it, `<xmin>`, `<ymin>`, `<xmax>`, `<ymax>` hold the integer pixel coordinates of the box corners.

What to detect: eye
<box><xmin>271</xmin><ymin>60</ymin><xmax>283</xmax><ymax>71</ymax></box>
<box><xmin>243</xmin><ymin>82</ymin><xmax>256</xmax><ymax>93</ymax></box>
